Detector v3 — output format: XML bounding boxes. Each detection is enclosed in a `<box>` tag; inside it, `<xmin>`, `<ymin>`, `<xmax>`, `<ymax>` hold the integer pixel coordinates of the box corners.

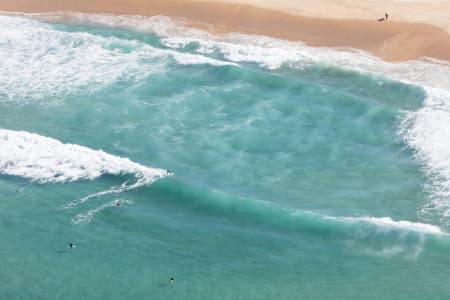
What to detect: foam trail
<box><xmin>294</xmin><ymin>211</ymin><xmax>445</xmax><ymax>258</ymax></box>
<box><xmin>84</xmin><ymin>13</ymin><xmax>450</xmax><ymax>227</ymax></box>
<box><xmin>64</xmin><ymin>178</ymin><xmax>147</xmax><ymax>208</ymax></box>
<box><xmin>333</xmin><ymin>216</ymin><xmax>444</xmax><ymax>258</ymax></box>
<box><xmin>155</xmin><ymin>181</ymin><xmax>448</xmax><ymax>257</ymax></box>
<box><xmin>0</xmin><ymin>129</ymin><xmax>170</xmax><ymax>205</ymax></box>
<box><xmin>334</xmin><ymin>216</ymin><xmax>445</xmax><ymax>235</ymax></box>
<box><xmin>71</xmin><ymin>199</ymin><xmax>133</xmax><ymax>225</ymax></box>
<box><xmin>5</xmin><ymin>13</ymin><xmax>450</xmax><ymax>226</ymax></box>
<box><xmin>288</xmin><ymin>210</ymin><xmax>446</xmax><ymax>237</ymax></box>
<box><xmin>0</xmin><ymin>14</ymin><xmax>234</xmax><ymax>103</ymax></box>
<box><xmin>155</xmin><ymin>16</ymin><xmax>450</xmax><ymax>227</ymax></box>
<box><xmin>23</xmin><ymin>12</ymin><xmax>450</xmax><ymax>88</ymax></box>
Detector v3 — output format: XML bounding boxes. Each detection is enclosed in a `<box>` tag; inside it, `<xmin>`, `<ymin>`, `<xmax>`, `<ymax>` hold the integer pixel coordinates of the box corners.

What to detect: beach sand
<box><xmin>1</xmin><ymin>0</ymin><xmax>449</xmax><ymax>62</ymax></box>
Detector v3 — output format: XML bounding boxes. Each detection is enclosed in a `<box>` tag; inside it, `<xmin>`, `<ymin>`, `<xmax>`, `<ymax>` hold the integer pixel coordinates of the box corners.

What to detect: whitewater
<box><xmin>1</xmin><ymin>13</ymin><xmax>450</xmax><ymax>299</ymax></box>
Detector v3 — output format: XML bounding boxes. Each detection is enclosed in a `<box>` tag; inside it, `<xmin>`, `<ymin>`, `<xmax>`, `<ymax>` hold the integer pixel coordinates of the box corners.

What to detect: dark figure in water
<box><xmin>385</xmin><ymin>13</ymin><xmax>389</xmax><ymax>21</ymax></box>
<box><xmin>116</xmin><ymin>201</ymin><xmax>121</xmax><ymax>207</ymax></box>
<box><xmin>170</xmin><ymin>277</ymin><xmax>175</xmax><ymax>284</ymax></box>
<box><xmin>69</xmin><ymin>243</ymin><xmax>76</xmax><ymax>248</ymax></box>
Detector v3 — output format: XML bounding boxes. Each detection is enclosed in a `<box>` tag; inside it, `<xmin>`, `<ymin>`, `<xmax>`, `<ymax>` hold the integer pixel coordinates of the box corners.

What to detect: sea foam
<box><xmin>55</xmin><ymin>12</ymin><xmax>450</xmax><ymax>226</ymax></box>
<box><xmin>336</xmin><ymin>216</ymin><xmax>445</xmax><ymax>235</ymax></box>
<box><xmin>69</xmin><ymin>12</ymin><xmax>450</xmax><ymax>227</ymax></box>
<box><xmin>3</xmin><ymin>12</ymin><xmax>450</xmax><ymax>227</ymax></box>
<box><xmin>0</xmin><ymin>128</ymin><xmax>170</xmax><ymax>211</ymax></box>
<box><xmin>0</xmin><ymin>129</ymin><xmax>168</xmax><ymax>183</ymax></box>
<box><xmin>399</xmin><ymin>88</ymin><xmax>450</xmax><ymax>225</ymax></box>
<box><xmin>0</xmin><ymin>14</ymin><xmax>234</xmax><ymax>103</ymax></box>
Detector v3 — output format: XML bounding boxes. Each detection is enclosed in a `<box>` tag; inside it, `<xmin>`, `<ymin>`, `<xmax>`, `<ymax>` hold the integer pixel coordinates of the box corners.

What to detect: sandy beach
<box><xmin>1</xmin><ymin>0</ymin><xmax>449</xmax><ymax>62</ymax></box>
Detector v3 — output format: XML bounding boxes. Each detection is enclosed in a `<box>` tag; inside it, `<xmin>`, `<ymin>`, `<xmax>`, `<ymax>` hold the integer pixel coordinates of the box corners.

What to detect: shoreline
<box><xmin>1</xmin><ymin>0</ymin><xmax>450</xmax><ymax>62</ymax></box>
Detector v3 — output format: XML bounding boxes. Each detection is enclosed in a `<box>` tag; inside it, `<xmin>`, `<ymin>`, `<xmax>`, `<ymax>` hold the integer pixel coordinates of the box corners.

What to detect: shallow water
<box><xmin>1</xmin><ymin>14</ymin><xmax>450</xmax><ymax>299</ymax></box>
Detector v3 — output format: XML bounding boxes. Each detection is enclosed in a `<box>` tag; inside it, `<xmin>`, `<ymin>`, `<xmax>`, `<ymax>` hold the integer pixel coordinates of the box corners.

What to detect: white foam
<box><xmin>333</xmin><ymin>216</ymin><xmax>440</xmax><ymax>258</ymax></box>
<box><xmin>78</xmin><ymin>13</ymin><xmax>450</xmax><ymax>227</ymax></box>
<box><xmin>0</xmin><ymin>128</ymin><xmax>171</xmax><ymax>212</ymax></box>
<box><xmin>3</xmin><ymin>12</ymin><xmax>450</xmax><ymax>226</ymax></box>
<box><xmin>399</xmin><ymin>88</ymin><xmax>450</xmax><ymax>225</ymax></box>
<box><xmin>66</xmin><ymin>12</ymin><xmax>450</xmax><ymax>226</ymax></box>
<box><xmin>71</xmin><ymin>199</ymin><xmax>133</xmax><ymax>224</ymax></box>
<box><xmin>15</xmin><ymin>12</ymin><xmax>450</xmax><ymax>87</ymax></box>
<box><xmin>337</xmin><ymin>216</ymin><xmax>445</xmax><ymax>235</ymax></box>
<box><xmin>21</xmin><ymin>12</ymin><xmax>450</xmax><ymax>87</ymax></box>
<box><xmin>0</xmin><ymin>14</ymin><xmax>233</xmax><ymax>103</ymax></box>
<box><xmin>291</xmin><ymin>209</ymin><xmax>445</xmax><ymax>235</ymax></box>
<box><xmin>0</xmin><ymin>129</ymin><xmax>168</xmax><ymax>183</ymax></box>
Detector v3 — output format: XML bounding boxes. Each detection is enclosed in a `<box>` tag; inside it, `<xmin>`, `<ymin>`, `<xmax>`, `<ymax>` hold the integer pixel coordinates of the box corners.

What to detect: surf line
<box><xmin>0</xmin><ymin>128</ymin><xmax>172</xmax><ymax>209</ymax></box>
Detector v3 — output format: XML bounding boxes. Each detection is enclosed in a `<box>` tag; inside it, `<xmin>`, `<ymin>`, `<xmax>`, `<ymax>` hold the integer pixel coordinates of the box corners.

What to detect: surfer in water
<box><xmin>170</xmin><ymin>277</ymin><xmax>175</xmax><ymax>284</ymax></box>
<box><xmin>116</xmin><ymin>201</ymin><xmax>121</xmax><ymax>207</ymax></box>
<box><xmin>69</xmin><ymin>243</ymin><xmax>76</xmax><ymax>248</ymax></box>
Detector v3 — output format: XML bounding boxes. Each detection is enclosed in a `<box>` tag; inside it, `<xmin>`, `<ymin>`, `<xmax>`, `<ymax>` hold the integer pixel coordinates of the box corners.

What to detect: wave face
<box><xmin>2</xmin><ymin>13</ymin><xmax>450</xmax><ymax>300</ymax></box>
<box><xmin>0</xmin><ymin>129</ymin><xmax>169</xmax><ymax>217</ymax></box>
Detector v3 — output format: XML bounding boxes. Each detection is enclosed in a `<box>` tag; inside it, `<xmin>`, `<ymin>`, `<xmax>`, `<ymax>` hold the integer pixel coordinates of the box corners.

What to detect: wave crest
<box><xmin>0</xmin><ymin>129</ymin><xmax>168</xmax><ymax>183</ymax></box>
<box><xmin>400</xmin><ymin>88</ymin><xmax>450</xmax><ymax>226</ymax></box>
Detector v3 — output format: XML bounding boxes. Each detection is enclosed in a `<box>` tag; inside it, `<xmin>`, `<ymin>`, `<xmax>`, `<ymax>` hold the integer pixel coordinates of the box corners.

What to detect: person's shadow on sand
<box><xmin>378</xmin><ymin>13</ymin><xmax>389</xmax><ymax>22</ymax></box>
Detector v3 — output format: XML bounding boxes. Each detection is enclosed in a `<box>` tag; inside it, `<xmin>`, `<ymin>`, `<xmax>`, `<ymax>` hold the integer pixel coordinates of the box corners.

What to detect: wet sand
<box><xmin>1</xmin><ymin>0</ymin><xmax>449</xmax><ymax>62</ymax></box>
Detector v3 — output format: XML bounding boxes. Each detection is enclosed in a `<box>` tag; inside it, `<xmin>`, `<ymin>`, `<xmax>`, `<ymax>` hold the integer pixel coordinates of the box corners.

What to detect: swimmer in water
<box><xmin>170</xmin><ymin>277</ymin><xmax>175</xmax><ymax>284</ymax></box>
<box><xmin>116</xmin><ymin>201</ymin><xmax>121</xmax><ymax>207</ymax></box>
<box><xmin>69</xmin><ymin>243</ymin><xmax>76</xmax><ymax>248</ymax></box>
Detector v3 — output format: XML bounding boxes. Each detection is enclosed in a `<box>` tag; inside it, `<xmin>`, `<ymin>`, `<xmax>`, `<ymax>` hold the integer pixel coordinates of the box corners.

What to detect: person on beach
<box><xmin>378</xmin><ymin>13</ymin><xmax>389</xmax><ymax>22</ymax></box>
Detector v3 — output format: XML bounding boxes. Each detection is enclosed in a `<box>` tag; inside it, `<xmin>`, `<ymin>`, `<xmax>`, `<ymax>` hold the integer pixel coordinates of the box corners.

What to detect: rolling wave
<box><xmin>49</xmin><ymin>12</ymin><xmax>450</xmax><ymax>228</ymax></box>
<box><xmin>160</xmin><ymin>180</ymin><xmax>445</xmax><ymax>233</ymax></box>
<box><xmin>150</xmin><ymin>179</ymin><xmax>447</xmax><ymax>258</ymax></box>
<box><xmin>0</xmin><ymin>129</ymin><xmax>170</xmax><ymax>213</ymax></box>
<box><xmin>2</xmin><ymin>12</ymin><xmax>450</xmax><ymax>231</ymax></box>
<box><xmin>0</xmin><ymin>129</ymin><xmax>168</xmax><ymax>183</ymax></box>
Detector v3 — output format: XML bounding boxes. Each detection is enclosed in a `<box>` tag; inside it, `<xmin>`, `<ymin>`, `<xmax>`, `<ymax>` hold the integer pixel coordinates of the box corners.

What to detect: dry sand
<box><xmin>1</xmin><ymin>0</ymin><xmax>449</xmax><ymax>62</ymax></box>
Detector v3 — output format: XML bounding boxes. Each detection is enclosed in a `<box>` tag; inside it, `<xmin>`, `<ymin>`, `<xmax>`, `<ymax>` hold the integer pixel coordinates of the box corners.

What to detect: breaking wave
<box><xmin>0</xmin><ymin>14</ymin><xmax>234</xmax><ymax>103</ymax></box>
<box><xmin>45</xmin><ymin>12</ymin><xmax>450</xmax><ymax>228</ymax></box>
<box><xmin>0</xmin><ymin>129</ymin><xmax>170</xmax><ymax>214</ymax></box>
<box><xmin>2</xmin><ymin>12</ymin><xmax>450</xmax><ymax>229</ymax></box>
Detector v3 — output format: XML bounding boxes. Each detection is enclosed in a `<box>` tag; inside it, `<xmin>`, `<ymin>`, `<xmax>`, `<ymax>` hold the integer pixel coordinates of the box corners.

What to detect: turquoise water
<box><xmin>1</xmin><ymin>14</ymin><xmax>450</xmax><ymax>299</ymax></box>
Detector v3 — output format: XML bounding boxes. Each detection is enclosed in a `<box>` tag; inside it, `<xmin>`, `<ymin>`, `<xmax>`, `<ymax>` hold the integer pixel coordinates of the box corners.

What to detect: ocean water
<box><xmin>1</xmin><ymin>13</ymin><xmax>450</xmax><ymax>299</ymax></box>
